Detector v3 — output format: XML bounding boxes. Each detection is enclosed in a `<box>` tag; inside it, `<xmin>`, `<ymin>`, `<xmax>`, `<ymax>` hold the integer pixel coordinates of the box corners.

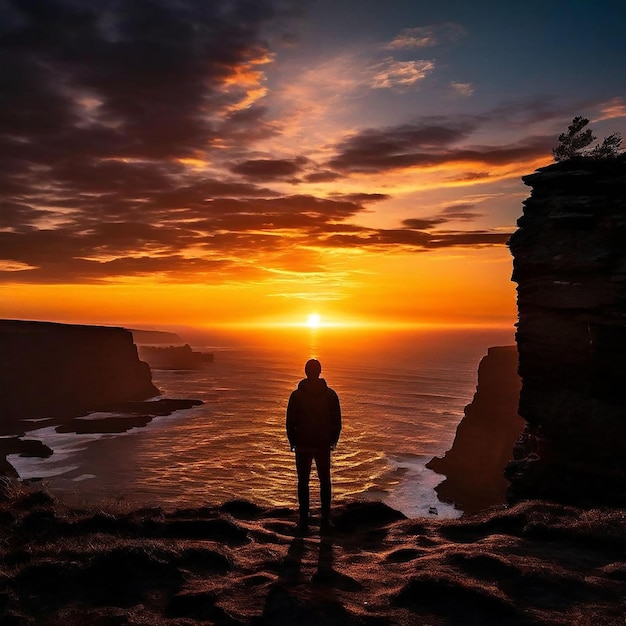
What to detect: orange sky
<box><xmin>1</xmin><ymin>2</ymin><xmax>624</xmax><ymax>331</ymax></box>
<box><xmin>4</xmin><ymin>246</ymin><xmax>516</xmax><ymax>329</ymax></box>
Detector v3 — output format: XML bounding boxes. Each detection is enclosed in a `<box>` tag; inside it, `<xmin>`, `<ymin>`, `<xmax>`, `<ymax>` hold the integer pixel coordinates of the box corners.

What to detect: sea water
<box><xmin>9</xmin><ymin>327</ymin><xmax>515</xmax><ymax>518</ymax></box>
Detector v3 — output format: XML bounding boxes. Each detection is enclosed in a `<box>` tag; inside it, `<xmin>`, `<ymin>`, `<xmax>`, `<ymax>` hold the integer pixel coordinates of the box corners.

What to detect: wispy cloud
<box><xmin>596</xmin><ymin>97</ymin><xmax>626</xmax><ymax>121</ymax></box>
<box><xmin>384</xmin><ymin>26</ymin><xmax>439</xmax><ymax>49</ymax></box>
<box><xmin>369</xmin><ymin>58</ymin><xmax>435</xmax><ymax>90</ymax></box>
<box><xmin>451</xmin><ymin>82</ymin><xmax>474</xmax><ymax>97</ymax></box>
<box><xmin>263</xmin><ymin>51</ymin><xmax>366</xmax><ymax>149</ymax></box>
<box><xmin>438</xmin><ymin>203</ymin><xmax>483</xmax><ymax>221</ymax></box>
<box><xmin>384</xmin><ymin>23</ymin><xmax>466</xmax><ymax>49</ymax></box>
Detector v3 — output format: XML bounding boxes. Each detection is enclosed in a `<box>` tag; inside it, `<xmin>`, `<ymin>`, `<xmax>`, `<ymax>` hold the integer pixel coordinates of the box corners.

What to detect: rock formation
<box><xmin>0</xmin><ymin>319</ymin><xmax>159</xmax><ymax>424</ymax></box>
<box><xmin>506</xmin><ymin>157</ymin><xmax>626</xmax><ymax>505</ymax></box>
<box><xmin>55</xmin><ymin>398</ymin><xmax>203</xmax><ymax>434</ymax></box>
<box><xmin>137</xmin><ymin>344</ymin><xmax>214</xmax><ymax>369</ymax></box>
<box><xmin>427</xmin><ymin>346</ymin><xmax>524</xmax><ymax>512</ymax></box>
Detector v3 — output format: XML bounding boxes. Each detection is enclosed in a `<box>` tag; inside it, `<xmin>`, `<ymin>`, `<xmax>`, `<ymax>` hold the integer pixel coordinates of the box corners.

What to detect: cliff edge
<box><xmin>427</xmin><ymin>345</ymin><xmax>524</xmax><ymax>512</ymax></box>
<box><xmin>507</xmin><ymin>157</ymin><xmax>626</xmax><ymax>505</ymax></box>
<box><xmin>0</xmin><ymin>319</ymin><xmax>159</xmax><ymax>424</ymax></box>
<box><xmin>1</xmin><ymin>485</ymin><xmax>625</xmax><ymax>625</ymax></box>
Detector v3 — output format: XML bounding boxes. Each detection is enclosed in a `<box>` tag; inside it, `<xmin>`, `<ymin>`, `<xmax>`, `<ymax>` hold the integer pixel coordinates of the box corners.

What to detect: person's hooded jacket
<box><xmin>286</xmin><ymin>377</ymin><xmax>341</xmax><ymax>450</ymax></box>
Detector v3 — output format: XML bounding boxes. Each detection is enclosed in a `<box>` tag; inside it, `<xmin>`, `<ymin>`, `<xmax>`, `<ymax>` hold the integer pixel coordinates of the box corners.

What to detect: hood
<box><xmin>297</xmin><ymin>377</ymin><xmax>328</xmax><ymax>395</ymax></box>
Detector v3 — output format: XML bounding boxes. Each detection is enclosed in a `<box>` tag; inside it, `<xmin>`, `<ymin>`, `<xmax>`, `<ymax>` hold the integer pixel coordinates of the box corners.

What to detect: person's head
<box><xmin>304</xmin><ymin>358</ymin><xmax>322</xmax><ymax>379</ymax></box>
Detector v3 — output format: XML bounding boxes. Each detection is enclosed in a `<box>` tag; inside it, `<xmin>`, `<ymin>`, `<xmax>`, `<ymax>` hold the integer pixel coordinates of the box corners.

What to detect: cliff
<box><xmin>0</xmin><ymin>319</ymin><xmax>159</xmax><ymax>424</ymax></box>
<box><xmin>427</xmin><ymin>346</ymin><xmax>525</xmax><ymax>512</ymax></box>
<box><xmin>506</xmin><ymin>157</ymin><xmax>626</xmax><ymax>505</ymax></box>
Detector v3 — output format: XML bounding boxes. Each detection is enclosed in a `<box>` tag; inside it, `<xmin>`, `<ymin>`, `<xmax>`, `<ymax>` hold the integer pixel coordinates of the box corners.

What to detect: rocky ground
<box><xmin>1</xmin><ymin>482</ymin><xmax>625</xmax><ymax>625</ymax></box>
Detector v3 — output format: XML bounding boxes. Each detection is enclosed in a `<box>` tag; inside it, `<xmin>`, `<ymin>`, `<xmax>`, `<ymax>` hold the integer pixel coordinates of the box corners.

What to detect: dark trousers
<box><xmin>295</xmin><ymin>447</ymin><xmax>331</xmax><ymax>521</ymax></box>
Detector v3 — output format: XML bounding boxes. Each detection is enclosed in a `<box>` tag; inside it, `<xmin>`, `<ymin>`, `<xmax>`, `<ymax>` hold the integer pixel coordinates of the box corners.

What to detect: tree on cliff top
<box><xmin>553</xmin><ymin>116</ymin><xmax>623</xmax><ymax>161</ymax></box>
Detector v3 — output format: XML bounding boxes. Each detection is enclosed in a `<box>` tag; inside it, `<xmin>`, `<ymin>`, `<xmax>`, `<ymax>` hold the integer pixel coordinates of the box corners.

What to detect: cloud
<box><xmin>397</xmin><ymin>204</ymin><xmax>483</xmax><ymax>235</ymax></box>
<box><xmin>0</xmin><ymin>193</ymin><xmax>371</xmax><ymax>282</ymax></box>
<box><xmin>424</xmin><ymin>232</ymin><xmax>510</xmax><ymax>248</ymax></box>
<box><xmin>447</xmin><ymin>171</ymin><xmax>491</xmax><ymax>182</ymax></box>
<box><xmin>401</xmin><ymin>218</ymin><xmax>447</xmax><ymax>229</ymax></box>
<box><xmin>0</xmin><ymin>202</ymin><xmax>53</xmax><ymax>232</ymax></box>
<box><xmin>0</xmin><ymin>0</ymin><xmax>277</xmax><ymax>167</ymax></box>
<box><xmin>334</xmin><ymin>193</ymin><xmax>391</xmax><ymax>204</ymax></box>
<box><xmin>438</xmin><ymin>203</ymin><xmax>483</xmax><ymax>221</ymax></box>
<box><xmin>0</xmin><ymin>0</ymin><xmax>295</xmax><ymax>282</ymax></box>
<box><xmin>0</xmin><ymin>186</ymin><xmax>509</xmax><ymax>283</ymax></box>
<box><xmin>596</xmin><ymin>97</ymin><xmax>626</xmax><ymax>121</ymax></box>
<box><xmin>384</xmin><ymin>23</ymin><xmax>467</xmax><ymax>50</ymax></box>
<box><xmin>451</xmin><ymin>82</ymin><xmax>474</xmax><ymax>97</ymax></box>
<box><xmin>323</xmin><ymin>227</ymin><xmax>510</xmax><ymax>250</ymax></box>
<box><xmin>0</xmin><ymin>1</ymin><xmax>524</xmax><ymax>288</ymax></box>
<box><xmin>384</xmin><ymin>26</ymin><xmax>439</xmax><ymax>49</ymax></box>
<box><xmin>270</xmin><ymin>52</ymin><xmax>364</xmax><ymax>114</ymax></box>
<box><xmin>327</xmin><ymin>116</ymin><xmax>554</xmax><ymax>173</ymax></box>
<box><xmin>304</xmin><ymin>170</ymin><xmax>343</xmax><ymax>183</ymax></box>
<box><xmin>230</xmin><ymin>157</ymin><xmax>308</xmax><ymax>181</ymax></box>
<box><xmin>219</xmin><ymin>105</ymin><xmax>283</xmax><ymax>146</ymax></box>
<box><xmin>369</xmin><ymin>58</ymin><xmax>435</xmax><ymax>90</ymax></box>
<box><xmin>327</xmin><ymin>119</ymin><xmax>476</xmax><ymax>172</ymax></box>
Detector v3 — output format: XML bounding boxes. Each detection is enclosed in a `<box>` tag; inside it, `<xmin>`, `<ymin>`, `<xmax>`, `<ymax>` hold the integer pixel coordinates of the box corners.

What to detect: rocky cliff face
<box><xmin>0</xmin><ymin>320</ymin><xmax>159</xmax><ymax>424</ymax></box>
<box><xmin>427</xmin><ymin>346</ymin><xmax>524</xmax><ymax>512</ymax></box>
<box><xmin>506</xmin><ymin>157</ymin><xmax>626</xmax><ymax>505</ymax></box>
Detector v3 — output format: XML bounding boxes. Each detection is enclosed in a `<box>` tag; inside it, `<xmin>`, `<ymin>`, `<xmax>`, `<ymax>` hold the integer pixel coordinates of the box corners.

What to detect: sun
<box><xmin>306</xmin><ymin>313</ymin><xmax>321</xmax><ymax>328</ymax></box>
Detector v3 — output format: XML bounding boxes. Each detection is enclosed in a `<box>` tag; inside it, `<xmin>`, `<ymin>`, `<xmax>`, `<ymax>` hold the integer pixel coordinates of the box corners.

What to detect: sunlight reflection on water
<box><xmin>11</xmin><ymin>327</ymin><xmax>514</xmax><ymax>518</ymax></box>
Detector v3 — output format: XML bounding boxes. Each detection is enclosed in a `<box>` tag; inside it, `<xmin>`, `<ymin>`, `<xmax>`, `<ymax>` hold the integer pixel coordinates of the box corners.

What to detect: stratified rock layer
<box><xmin>506</xmin><ymin>157</ymin><xmax>626</xmax><ymax>505</ymax></box>
<box><xmin>0</xmin><ymin>319</ymin><xmax>159</xmax><ymax>423</ymax></box>
<box><xmin>427</xmin><ymin>346</ymin><xmax>524</xmax><ymax>512</ymax></box>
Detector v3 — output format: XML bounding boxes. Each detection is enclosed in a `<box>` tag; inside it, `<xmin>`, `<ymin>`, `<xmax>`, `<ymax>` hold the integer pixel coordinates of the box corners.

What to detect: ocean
<box><xmin>9</xmin><ymin>326</ymin><xmax>515</xmax><ymax>518</ymax></box>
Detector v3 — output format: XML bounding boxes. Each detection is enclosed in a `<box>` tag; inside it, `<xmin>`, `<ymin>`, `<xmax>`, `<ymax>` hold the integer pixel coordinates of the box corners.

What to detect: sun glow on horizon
<box><xmin>306</xmin><ymin>312</ymin><xmax>321</xmax><ymax>328</ymax></box>
<box><xmin>208</xmin><ymin>315</ymin><xmax>516</xmax><ymax>332</ymax></box>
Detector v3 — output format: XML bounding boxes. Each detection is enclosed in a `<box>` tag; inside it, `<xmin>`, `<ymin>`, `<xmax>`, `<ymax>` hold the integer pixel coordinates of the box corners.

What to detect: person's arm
<box><xmin>330</xmin><ymin>390</ymin><xmax>341</xmax><ymax>448</ymax></box>
<box><xmin>286</xmin><ymin>391</ymin><xmax>298</xmax><ymax>450</ymax></box>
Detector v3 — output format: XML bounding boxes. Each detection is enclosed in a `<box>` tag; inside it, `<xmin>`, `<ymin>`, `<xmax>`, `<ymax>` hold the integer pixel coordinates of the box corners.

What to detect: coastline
<box><xmin>3</xmin><ymin>326</ymin><xmax>514</xmax><ymax>518</ymax></box>
<box><xmin>0</xmin><ymin>399</ymin><xmax>203</xmax><ymax>478</ymax></box>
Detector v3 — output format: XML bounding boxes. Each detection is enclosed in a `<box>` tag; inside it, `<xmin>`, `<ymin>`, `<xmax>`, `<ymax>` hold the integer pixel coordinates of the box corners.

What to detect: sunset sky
<box><xmin>1</xmin><ymin>0</ymin><xmax>625</xmax><ymax>330</ymax></box>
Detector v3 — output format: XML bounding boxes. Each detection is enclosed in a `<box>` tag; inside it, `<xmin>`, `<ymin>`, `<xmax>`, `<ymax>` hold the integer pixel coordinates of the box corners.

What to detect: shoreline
<box><xmin>0</xmin><ymin>398</ymin><xmax>203</xmax><ymax>477</ymax></box>
<box><xmin>8</xmin><ymin>445</ymin><xmax>461</xmax><ymax>521</ymax></box>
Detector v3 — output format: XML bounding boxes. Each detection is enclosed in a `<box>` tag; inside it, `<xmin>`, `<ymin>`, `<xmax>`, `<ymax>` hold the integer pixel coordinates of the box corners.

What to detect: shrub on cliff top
<box><xmin>553</xmin><ymin>116</ymin><xmax>623</xmax><ymax>161</ymax></box>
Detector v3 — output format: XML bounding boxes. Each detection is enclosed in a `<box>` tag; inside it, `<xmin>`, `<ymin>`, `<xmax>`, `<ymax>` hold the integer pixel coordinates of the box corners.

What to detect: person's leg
<box><xmin>314</xmin><ymin>448</ymin><xmax>332</xmax><ymax>523</ymax></box>
<box><xmin>295</xmin><ymin>449</ymin><xmax>314</xmax><ymax>527</ymax></box>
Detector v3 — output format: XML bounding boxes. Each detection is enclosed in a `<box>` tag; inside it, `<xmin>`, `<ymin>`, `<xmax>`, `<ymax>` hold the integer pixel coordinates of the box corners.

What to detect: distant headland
<box><xmin>0</xmin><ymin>319</ymin><xmax>159</xmax><ymax>422</ymax></box>
<box><xmin>0</xmin><ymin>319</ymin><xmax>202</xmax><ymax>476</ymax></box>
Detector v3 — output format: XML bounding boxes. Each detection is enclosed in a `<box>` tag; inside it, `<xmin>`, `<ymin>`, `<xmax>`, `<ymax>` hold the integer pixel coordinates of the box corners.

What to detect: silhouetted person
<box><xmin>286</xmin><ymin>359</ymin><xmax>341</xmax><ymax>532</ymax></box>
